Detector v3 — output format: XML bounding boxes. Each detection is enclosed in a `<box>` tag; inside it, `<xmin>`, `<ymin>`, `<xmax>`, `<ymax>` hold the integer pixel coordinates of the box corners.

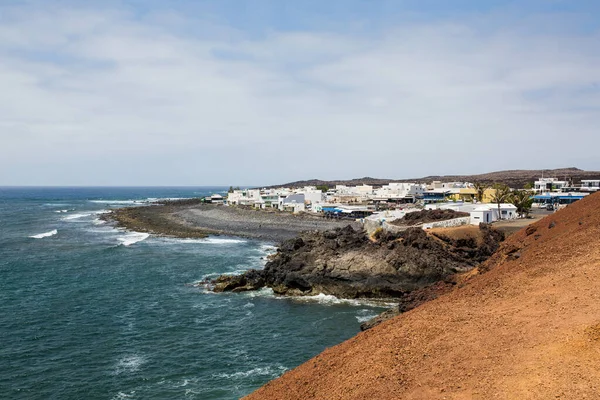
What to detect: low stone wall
<box><xmin>364</xmin><ymin>219</ymin><xmax>409</xmax><ymax>235</ymax></box>
<box><xmin>365</xmin><ymin>216</ymin><xmax>470</xmax><ymax>234</ymax></box>
<box><xmin>422</xmin><ymin>217</ymin><xmax>471</xmax><ymax>229</ymax></box>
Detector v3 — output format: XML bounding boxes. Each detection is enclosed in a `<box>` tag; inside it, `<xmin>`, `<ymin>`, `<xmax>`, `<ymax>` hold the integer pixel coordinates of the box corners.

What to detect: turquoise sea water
<box><xmin>0</xmin><ymin>187</ymin><xmax>386</xmax><ymax>400</ymax></box>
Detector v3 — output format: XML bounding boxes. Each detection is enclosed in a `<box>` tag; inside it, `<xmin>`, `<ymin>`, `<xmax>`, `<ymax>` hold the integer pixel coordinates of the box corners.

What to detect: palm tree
<box><xmin>490</xmin><ymin>183</ymin><xmax>511</xmax><ymax>220</ymax></box>
<box><xmin>473</xmin><ymin>182</ymin><xmax>489</xmax><ymax>203</ymax></box>
<box><xmin>511</xmin><ymin>190</ymin><xmax>534</xmax><ymax>218</ymax></box>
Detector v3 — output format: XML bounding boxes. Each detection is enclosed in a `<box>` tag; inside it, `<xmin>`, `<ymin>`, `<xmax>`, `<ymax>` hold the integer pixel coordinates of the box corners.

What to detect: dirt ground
<box><xmin>492</xmin><ymin>208</ymin><xmax>552</xmax><ymax>235</ymax></box>
<box><xmin>244</xmin><ymin>193</ymin><xmax>600</xmax><ymax>400</ymax></box>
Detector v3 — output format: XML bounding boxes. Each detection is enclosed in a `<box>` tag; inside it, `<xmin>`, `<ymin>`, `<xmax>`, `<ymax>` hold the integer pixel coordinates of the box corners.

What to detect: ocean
<box><xmin>0</xmin><ymin>187</ymin><xmax>387</xmax><ymax>400</ymax></box>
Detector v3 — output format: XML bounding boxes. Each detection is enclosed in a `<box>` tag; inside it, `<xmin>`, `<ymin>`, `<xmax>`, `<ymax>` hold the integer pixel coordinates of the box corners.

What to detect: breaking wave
<box><xmin>168</xmin><ymin>237</ymin><xmax>247</xmax><ymax>245</ymax></box>
<box><xmin>112</xmin><ymin>354</ymin><xmax>145</xmax><ymax>375</ymax></box>
<box><xmin>29</xmin><ymin>229</ymin><xmax>58</xmax><ymax>239</ymax></box>
<box><xmin>117</xmin><ymin>232</ymin><xmax>150</xmax><ymax>247</ymax></box>
<box><xmin>213</xmin><ymin>365</ymin><xmax>287</xmax><ymax>380</ymax></box>
<box><xmin>89</xmin><ymin>200</ymin><xmax>145</xmax><ymax>205</ymax></box>
<box><xmin>62</xmin><ymin>213</ymin><xmax>92</xmax><ymax>221</ymax></box>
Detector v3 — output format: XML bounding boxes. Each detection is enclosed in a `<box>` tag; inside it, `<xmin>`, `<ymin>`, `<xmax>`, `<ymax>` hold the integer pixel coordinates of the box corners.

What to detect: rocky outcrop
<box><xmin>209</xmin><ymin>224</ymin><xmax>504</xmax><ymax>299</ymax></box>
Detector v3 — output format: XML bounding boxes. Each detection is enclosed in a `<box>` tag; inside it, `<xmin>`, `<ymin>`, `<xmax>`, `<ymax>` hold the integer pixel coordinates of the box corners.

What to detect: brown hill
<box><xmin>244</xmin><ymin>192</ymin><xmax>600</xmax><ymax>399</ymax></box>
<box><xmin>274</xmin><ymin>167</ymin><xmax>600</xmax><ymax>189</ymax></box>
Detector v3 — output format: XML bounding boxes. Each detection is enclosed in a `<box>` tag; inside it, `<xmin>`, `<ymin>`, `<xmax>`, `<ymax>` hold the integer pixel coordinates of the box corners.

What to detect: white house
<box><xmin>470</xmin><ymin>206</ymin><xmax>494</xmax><ymax>225</ymax></box>
<box><xmin>534</xmin><ymin>178</ymin><xmax>568</xmax><ymax>193</ymax></box>
<box><xmin>469</xmin><ymin>203</ymin><xmax>518</xmax><ymax>225</ymax></box>
<box><xmin>226</xmin><ymin>189</ymin><xmax>262</xmax><ymax>206</ymax></box>
<box><xmin>281</xmin><ymin>193</ymin><xmax>306</xmax><ymax>213</ymax></box>
<box><xmin>373</xmin><ymin>183</ymin><xmax>426</xmax><ymax>202</ymax></box>
<box><xmin>580</xmin><ymin>180</ymin><xmax>600</xmax><ymax>192</ymax></box>
<box><xmin>297</xmin><ymin>187</ymin><xmax>325</xmax><ymax>205</ymax></box>
<box><xmin>209</xmin><ymin>194</ymin><xmax>224</xmax><ymax>204</ymax></box>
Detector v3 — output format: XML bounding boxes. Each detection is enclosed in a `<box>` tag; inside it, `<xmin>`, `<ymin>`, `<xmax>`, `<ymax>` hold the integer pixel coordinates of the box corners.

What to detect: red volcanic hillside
<box><xmin>245</xmin><ymin>192</ymin><xmax>600</xmax><ymax>399</ymax></box>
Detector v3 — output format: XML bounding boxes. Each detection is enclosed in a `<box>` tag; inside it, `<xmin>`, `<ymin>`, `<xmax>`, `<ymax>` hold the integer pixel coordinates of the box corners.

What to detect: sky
<box><xmin>0</xmin><ymin>0</ymin><xmax>599</xmax><ymax>186</ymax></box>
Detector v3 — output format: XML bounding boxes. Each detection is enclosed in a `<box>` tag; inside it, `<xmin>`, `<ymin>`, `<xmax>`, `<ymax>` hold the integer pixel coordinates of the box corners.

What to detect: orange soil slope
<box><xmin>245</xmin><ymin>192</ymin><xmax>600</xmax><ymax>400</ymax></box>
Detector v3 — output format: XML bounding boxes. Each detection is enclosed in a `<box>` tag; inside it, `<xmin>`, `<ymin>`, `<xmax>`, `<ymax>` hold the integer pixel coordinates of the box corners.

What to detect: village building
<box><xmin>580</xmin><ymin>180</ymin><xmax>600</xmax><ymax>192</ymax></box>
<box><xmin>281</xmin><ymin>193</ymin><xmax>306</xmax><ymax>213</ymax></box>
<box><xmin>534</xmin><ymin>178</ymin><xmax>568</xmax><ymax>193</ymax></box>
<box><xmin>373</xmin><ymin>183</ymin><xmax>426</xmax><ymax>204</ymax></box>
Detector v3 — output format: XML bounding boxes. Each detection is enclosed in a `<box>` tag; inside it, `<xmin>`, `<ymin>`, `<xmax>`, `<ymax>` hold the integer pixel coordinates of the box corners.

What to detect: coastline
<box><xmin>101</xmin><ymin>201</ymin><xmax>362</xmax><ymax>242</ymax></box>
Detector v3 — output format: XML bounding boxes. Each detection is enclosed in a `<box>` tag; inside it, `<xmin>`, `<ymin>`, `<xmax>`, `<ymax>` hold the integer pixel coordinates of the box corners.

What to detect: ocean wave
<box><xmin>213</xmin><ymin>365</ymin><xmax>287</xmax><ymax>380</ymax></box>
<box><xmin>145</xmin><ymin>197</ymin><xmax>190</xmax><ymax>202</ymax></box>
<box><xmin>111</xmin><ymin>392</ymin><xmax>135</xmax><ymax>400</ymax></box>
<box><xmin>259</xmin><ymin>244</ymin><xmax>277</xmax><ymax>252</ymax></box>
<box><xmin>117</xmin><ymin>232</ymin><xmax>150</xmax><ymax>246</ymax></box>
<box><xmin>259</xmin><ymin>292</ymin><xmax>395</xmax><ymax>308</ymax></box>
<box><xmin>241</xmin><ymin>287</ymin><xmax>276</xmax><ymax>298</ymax></box>
<box><xmin>29</xmin><ymin>229</ymin><xmax>58</xmax><ymax>239</ymax></box>
<box><xmin>89</xmin><ymin>200</ymin><xmax>145</xmax><ymax>205</ymax></box>
<box><xmin>113</xmin><ymin>354</ymin><xmax>145</xmax><ymax>375</ymax></box>
<box><xmin>94</xmin><ymin>209</ymin><xmax>110</xmax><ymax>214</ymax></box>
<box><xmin>290</xmin><ymin>293</ymin><xmax>395</xmax><ymax>307</ymax></box>
<box><xmin>62</xmin><ymin>213</ymin><xmax>92</xmax><ymax>221</ymax></box>
<box><xmin>167</xmin><ymin>237</ymin><xmax>247</xmax><ymax>245</ymax></box>
<box><xmin>355</xmin><ymin>312</ymin><xmax>379</xmax><ymax>323</ymax></box>
<box><xmin>54</xmin><ymin>209</ymin><xmax>70</xmax><ymax>213</ymax></box>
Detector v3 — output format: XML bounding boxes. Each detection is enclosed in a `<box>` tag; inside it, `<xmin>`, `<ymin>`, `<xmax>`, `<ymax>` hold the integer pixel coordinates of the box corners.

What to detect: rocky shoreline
<box><xmin>101</xmin><ymin>201</ymin><xmax>361</xmax><ymax>241</ymax></box>
<box><xmin>104</xmin><ymin>200</ymin><xmax>506</xmax><ymax>330</ymax></box>
<box><xmin>205</xmin><ymin>224</ymin><xmax>505</xmax><ymax>329</ymax></box>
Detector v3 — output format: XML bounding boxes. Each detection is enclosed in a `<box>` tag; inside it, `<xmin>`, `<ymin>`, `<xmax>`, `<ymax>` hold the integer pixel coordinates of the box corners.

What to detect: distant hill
<box><xmin>272</xmin><ymin>167</ymin><xmax>600</xmax><ymax>189</ymax></box>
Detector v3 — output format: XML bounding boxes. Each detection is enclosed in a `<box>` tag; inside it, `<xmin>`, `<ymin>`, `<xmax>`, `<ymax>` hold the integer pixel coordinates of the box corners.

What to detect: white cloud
<box><xmin>0</xmin><ymin>3</ymin><xmax>598</xmax><ymax>185</ymax></box>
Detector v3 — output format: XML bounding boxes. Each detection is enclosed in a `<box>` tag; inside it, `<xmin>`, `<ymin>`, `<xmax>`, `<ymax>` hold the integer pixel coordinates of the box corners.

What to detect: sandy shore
<box><xmin>103</xmin><ymin>202</ymin><xmax>362</xmax><ymax>242</ymax></box>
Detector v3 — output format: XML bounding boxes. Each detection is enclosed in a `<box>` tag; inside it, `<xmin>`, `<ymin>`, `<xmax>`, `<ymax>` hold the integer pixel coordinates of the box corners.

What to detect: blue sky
<box><xmin>0</xmin><ymin>0</ymin><xmax>599</xmax><ymax>185</ymax></box>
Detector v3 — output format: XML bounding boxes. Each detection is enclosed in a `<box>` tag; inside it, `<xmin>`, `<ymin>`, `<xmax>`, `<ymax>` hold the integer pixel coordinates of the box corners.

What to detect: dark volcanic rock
<box><xmin>213</xmin><ymin>270</ymin><xmax>265</xmax><ymax>293</ymax></box>
<box><xmin>212</xmin><ymin>224</ymin><xmax>504</xmax><ymax>299</ymax></box>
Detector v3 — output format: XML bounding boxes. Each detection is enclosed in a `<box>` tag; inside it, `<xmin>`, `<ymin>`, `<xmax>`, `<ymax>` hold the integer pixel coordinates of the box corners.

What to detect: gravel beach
<box><xmin>104</xmin><ymin>202</ymin><xmax>362</xmax><ymax>242</ymax></box>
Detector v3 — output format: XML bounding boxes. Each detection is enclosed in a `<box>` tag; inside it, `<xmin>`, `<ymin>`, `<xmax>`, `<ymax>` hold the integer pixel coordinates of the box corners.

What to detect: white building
<box><xmin>226</xmin><ymin>189</ymin><xmax>262</xmax><ymax>206</ymax></box>
<box><xmin>534</xmin><ymin>178</ymin><xmax>568</xmax><ymax>193</ymax></box>
<box><xmin>580</xmin><ymin>180</ymin><xmax>600</xmax><ymax>192</ymax></box>
<box><xmin>469</xmin><ymin>203</ymin><xmax>518</xmax><ymax>225</ymax></box>
<box><xmin>373</xmin><ymin>183</ymin><xmax>426</xmax><ymax>202</ymax></box>
<box><xmin>335</xmin><ymin>184</ymin><xmax>374</xmax><ymax>197</ymax></box>
<box><xmin>426</xmin><ymin>201</ymin><xmax>518</xmax><ymax>225</ymax></box>
<box><xmin>281</xmin><ymin>193</ymin><xmax>306</xmax><ymax>213</ymax></box>
<box><xmin>470</xmin><ymin>206</ymin><xmax>494</xmax><ymax>225</ymax></box>
<box><xmin>297</xmin><ymin>187</ymin><xmax>325</xmax><ymax>205</ymax></box>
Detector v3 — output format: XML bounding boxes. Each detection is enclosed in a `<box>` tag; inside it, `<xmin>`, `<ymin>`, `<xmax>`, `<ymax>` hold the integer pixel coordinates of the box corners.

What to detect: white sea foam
<box><xmin>113</xmin><ymin>355</ymin><xmax>145</xmax><ymax>375</ymax></box>
<box><xmin>259</xmin><ymin>244</ymin><xmax>277</xmax><ymax>252</ymax></box>
<box><xmin>54</xmin><ymin>209</ymin><xmax>69</xmax><ymax>213</ymax></box>
<box><xmin>213</xmin><ymin>365</ymin><xmax>287</xmax><ymax>379</ymax></box>
<box><xmin>29</xmin><ymin>229</ymin><xmax>58</xmax><ymax>239</ymax></box>
<box><xmin>283</xmin><ymin>293</ymin><xmax>396</xmax><ymax>308</ymax></box>
<box><xmin>168</xmin><ymin>237</ymin><xmax>247</xmax><ymax>245</ymax></box>
<box><xmin>111</xmin><ymin>391</ymin><xmax>136</xmax><ymax>400</ymax></box>
<box><xmin>62</xmin><ymin>213</ymin><xmax>92</xmax><ymax>221</ymax></box>
<box><xmin>242</xmin><ymin>287</ymin><xmax>276</xmax><ymax>298</ymax></box>
<box><xmin>89</xmin><ymin>200</ymin><xmax>144</xmax><ymax>205</ymax></box>
<box><xmin>117</xmin><ymin>232</ymin><xmax>150</xmax><ymax>246</ymax></box>
<box><xmin>356</xmin><ymin>313</ymin><xmax>379</xmax><ymax>323</ymax></box>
